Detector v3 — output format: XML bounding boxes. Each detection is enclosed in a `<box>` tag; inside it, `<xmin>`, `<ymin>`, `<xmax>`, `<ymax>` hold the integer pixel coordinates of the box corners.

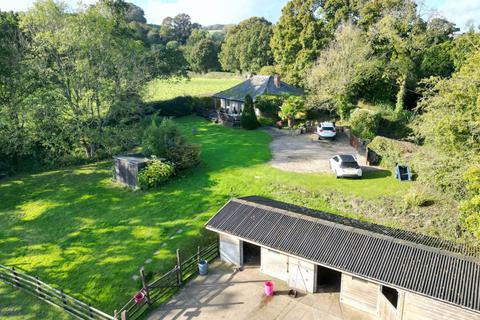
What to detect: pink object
<box><xmin>264</xmin><ymin>281</ymin><xmax>274</xmax><ymax>296</ymax></box>
<box><xmin>134</xmin><ymin>291</ymin><xmax>145</xmax><ymax>304</ymax></box>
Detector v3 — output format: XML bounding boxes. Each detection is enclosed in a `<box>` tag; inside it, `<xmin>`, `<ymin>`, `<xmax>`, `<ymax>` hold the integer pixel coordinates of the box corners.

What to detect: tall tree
<box><xmin>220</xmin><ymin>17</ymin><xmax>273</xmax><ymax>73</ymax></box>
<box><xmin>160</xmin><ymin>13</ymin><xmax>199</xmax><ymax>45</ymax></box>
<box><xmin>0</xmin><ymin>10</ymin><xmax>33</xmax><ymax>167</ymax></box>
<box><xmin>308</xmin><ymin>22</ymin><xmax>380</xmax><ymax>119</ymax></box>
<box><xmin>11</xmin><ymin>0</ymin><xmax>184</xmax><ymax>162</ymax></box>
<box><xmin>185</xmin><ymin>29</ymin><xmax>220</xmax><ymax>73</ymax></box>
<box><xmin>271</xmin><ymin>0</ymin><xmax>326</xmax><ymax>86</ymax></box>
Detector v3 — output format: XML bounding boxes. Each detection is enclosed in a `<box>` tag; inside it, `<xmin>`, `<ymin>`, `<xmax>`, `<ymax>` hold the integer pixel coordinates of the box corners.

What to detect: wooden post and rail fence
<box><xmin>0</xmin><ymin>241</ymin><xmax>219</xmax><ymax>320</ymax></box>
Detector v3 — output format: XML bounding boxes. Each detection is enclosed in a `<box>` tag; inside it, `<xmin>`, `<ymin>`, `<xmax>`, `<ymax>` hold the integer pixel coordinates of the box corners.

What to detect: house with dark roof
<box><xmin>212</xmin><ymin>75</ymin><xmax>303</xmax><ymax>125</ymax></box>
<box><xmin>206</xmin><ymin>197</ymin><xmax>480</xmax><ymax>320</ymax></box>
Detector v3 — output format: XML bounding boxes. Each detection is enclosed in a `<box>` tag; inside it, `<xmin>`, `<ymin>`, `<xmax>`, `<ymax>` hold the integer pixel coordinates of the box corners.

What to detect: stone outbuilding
<box><xmin>206</xmin><ymin>196</ymin><xmax>480</xmax><ymax>320</ymax></box>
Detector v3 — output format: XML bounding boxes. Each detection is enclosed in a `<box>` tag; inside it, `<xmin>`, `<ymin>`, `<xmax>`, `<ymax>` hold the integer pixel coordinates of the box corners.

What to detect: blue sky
<box><xmin>1</xmin><ymin>0</ymin><xmax>479</xmax><ymax>30</ymax></box>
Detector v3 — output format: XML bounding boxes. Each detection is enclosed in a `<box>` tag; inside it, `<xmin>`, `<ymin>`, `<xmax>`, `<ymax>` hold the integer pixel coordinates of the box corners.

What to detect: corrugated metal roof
<box><xmin>212</xmin><ymin>75</ymin><xmax>304</xmax><ymax>102</ymax></box>
<box><xmin>206</xmin><ymin>196</ymin><xmax>480</xmax><ymax>313</ymax></box>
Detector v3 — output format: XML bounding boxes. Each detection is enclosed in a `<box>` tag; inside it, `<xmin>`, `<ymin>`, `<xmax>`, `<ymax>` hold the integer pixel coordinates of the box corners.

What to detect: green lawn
<box><xmin>0</xmin><ymin>116</ymin><xmax>409</xmax><ymax>316</ymax></box>
<box><xmin>0</xmin><ymin>282</ymin><xmax>72</xmax><ymax>319</ymax></box>
<box><xmin>143</xmin><ymin>73</ymin><xmax>243</xmax><ymax>102</ymax></box>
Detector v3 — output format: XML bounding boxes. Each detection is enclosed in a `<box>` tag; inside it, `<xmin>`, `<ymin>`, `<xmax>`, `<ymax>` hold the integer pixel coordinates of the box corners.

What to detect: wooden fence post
<box><xmin>139</xmin><ymin>267</ymin><xmax>151</xmax><ymax>305</ymax></box>
<box><xmin>61</xmin><ymin>290</ymin><xmax>68</xmax><ymax>310</ymax></box>
<box><xmin>11</xmin><ymin>267</ymin><xmax>20</xmax><ymax>288</ymax></box>
<box><xmin>88</xmin><ymin>303</ymin><xmax>94</xmax><ymax>319</ymax></box>
<box><xmin>35</xmin><ymin>276</ymin><xmax>43</xmax><ymax>298</ymax></box>
<box><xmin>114</xmin><ymin>310</ymin><xmax>118</xmax><ymax>320</ymax></box>
<box><xmin>197</xmin><ymin>246</ymin><xmax>201</xmax><ymax>264</ymax></box>
<box><xmin>176</xmin><ymin>249</ymin><xmax>182</xmax><ymax>285</ymax></box>
<box><xmin>121</xmin><ymin>310</ymin><xmax>129</xmax><ymax>320</ymax></box>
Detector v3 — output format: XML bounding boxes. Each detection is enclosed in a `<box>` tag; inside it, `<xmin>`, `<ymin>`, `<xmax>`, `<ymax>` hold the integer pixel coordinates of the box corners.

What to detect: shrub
<box><xmin>258</xmin><ymin>65</ymin><xmax>278</xmax><ymax>76</ymax></box>
<box><xmin>255</xmin><ymin>94</ymin><xmax>284</xmax><ymax>118</ymax></box>
<box><xmin>142</xmin><ymin>117</ymin><xmax>201</xmax><ymax>170</ymax></box>
<box><xmin>241</xmin><ymin>95</ymin><xmax>260</xmax><ymax>130</ymax></box>
<box><xmin>460</xmin><ymin>166</ymin><xmax>480</xmax><ymax>239</ymax></box>
<box><xmin>279</xmin><ymin>96</ymin><xmax>306</xmax><ymax>128</ymax></box>
<box><xmin>142</xmin><ymin>118</ymin><xmax>180</xmax><ymax>157</ymax></box>
<box><xmin>367</xmin><ymin>136</ymin><xmax>418</xmax><ymax>169</ymax></box>
<box><xmin>403</xmin><ymin>185</ymin><xmax>434</xmax><ymax>208</ymax></box>
<box><xmin>144</xmin><ymin>96</ymin><xmax>197</xmax><ymax>117</ymax></box>
<box><xmin>138</xmin><ymin>158</ymin><xmax>175</xmax><ymax>189</ymax></box>
<box><xmin>257</xmin><ymin>116</ymin><xmax>276</xmax><ymax>127</ymax></box>
<box><xmin>165</xmin><ymin>137</ymin><xmax>201</xmax><ymax>170</ymax></box>
<box><xmin>349</xmin><ymin>109</ymin><xmax>380</xmax><ymax>140</ymax></box>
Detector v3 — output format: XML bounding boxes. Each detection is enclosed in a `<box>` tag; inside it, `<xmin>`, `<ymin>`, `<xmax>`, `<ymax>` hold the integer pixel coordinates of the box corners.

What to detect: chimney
<box><xmin>274</xmin><ymin>75</ymin><xmax>281</xmax><ymax>88</ymax></box>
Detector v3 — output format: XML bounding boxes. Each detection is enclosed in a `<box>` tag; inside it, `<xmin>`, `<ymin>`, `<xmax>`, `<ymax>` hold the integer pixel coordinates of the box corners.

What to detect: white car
<box><xmin>329</xmin><ymin>155</ymin><xmax>362</xmax><ymax>178</ymax></box>
<box><xmin>317</xmin><ymin>122</ymin><xmax>336</xmax><ymax>140</ymax></box>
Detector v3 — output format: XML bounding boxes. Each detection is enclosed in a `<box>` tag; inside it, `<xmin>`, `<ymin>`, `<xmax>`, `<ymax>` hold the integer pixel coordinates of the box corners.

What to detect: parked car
<box><xmin>329</xmin><ymin>155</ymin><xmax>362</xmax><ymax>178</ymax></box>
<box><xmin>317</xmin><ymin>122</ymin><xmax>336</xmax><ymax>140</ymax></box>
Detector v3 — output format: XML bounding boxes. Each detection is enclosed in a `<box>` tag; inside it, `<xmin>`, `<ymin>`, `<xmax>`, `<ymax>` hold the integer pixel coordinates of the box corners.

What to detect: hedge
<box><xmin>144</xmin><ymin>96</ymin><xmax>213</xmax><ymax>117</ymax></box>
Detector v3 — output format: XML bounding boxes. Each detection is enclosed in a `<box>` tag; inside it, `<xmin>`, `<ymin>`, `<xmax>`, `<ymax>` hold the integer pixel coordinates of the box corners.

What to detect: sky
<box><xmin>0</xmin><ymin>0</ymin><xmax>479</xmax><ymax>30</ymax></box>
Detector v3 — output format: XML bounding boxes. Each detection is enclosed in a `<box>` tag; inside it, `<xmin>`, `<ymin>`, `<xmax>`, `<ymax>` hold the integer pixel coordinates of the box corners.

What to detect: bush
<box><xmin>279</xmin><ymin>96</ymin><xmax>306</xmax><ymax>128</ymax></box>
<box><xmin>367</xmin><ymin>136</ymin><xmax>418</xmax><ymax>169</ymax></box>
<box><xmin>142</xmin><ymin>117</ymin><xmax>201</xmax><ymax>170</ymax></box>
<box><xmin>165</xmin><ymin>137</ymin><xmax>201</xmax><ymax>170</ymax></box>
<box><xmin>142</xmin><ymin>118</ymin><xmax>180</xmax><ymax>157</ymax></box>
<box><xmin>241</xmin><ymin>95</ymin><xmax>260</xmax><ymax>130</ymax></box>
<box><xmin>138</xmin><ymin>157</ymin><xmax>175</xmax><ymax>189</ymax></box>
<box><xmin>255</xmin><ymin>94</ymin><xmax>290</xmax><ymax>119</ymax></box>
<box><xmin>460</xmin><ymin>166</ymin><xmax>480</xmax><ymax>239</ymax></box>
<box><xmin>403</xmin><ymin>185</ymin><xmax>434</xmax><ymax>208</ymax></box>
<box><xmin>258</xmin><ymin>65</ymin><xmax>278</xmax><ymax>76</ymax></box>
<box><xmin>257</xmin><ymin>116</ymin><xmax>276</xmax><ymax>127</ymax></box>
<box><xmin>145</xmin><ymin>96</ymin><xmax>195</xmax><ymax>117</ymax></box>
<box><xmin>349</xmin><ymin>109</ymin><xmax>380</xmax><ymax>140</ymax></box>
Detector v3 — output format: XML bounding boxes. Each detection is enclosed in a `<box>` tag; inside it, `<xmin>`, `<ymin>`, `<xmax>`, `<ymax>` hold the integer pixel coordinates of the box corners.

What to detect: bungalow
<box><xmin>212</xmin><ymin>75</ymin><xmax>303</xmax><ymax>125</ymax></box>
<box><xmin>206</xmin><ymin>196</ymin><xmax>480</xmax><ymax>320</ymax></box>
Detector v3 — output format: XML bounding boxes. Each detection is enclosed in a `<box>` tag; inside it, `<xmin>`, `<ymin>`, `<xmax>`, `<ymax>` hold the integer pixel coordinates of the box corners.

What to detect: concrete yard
<box><xmin>267</xmin><ymin>129</ymin><xmax>366</xmax><ymax>173</ymax></box>
<box><xmin>148</xmin><ymin>262</ymin><xmax>376</xmax><ymax>320</ymax></box>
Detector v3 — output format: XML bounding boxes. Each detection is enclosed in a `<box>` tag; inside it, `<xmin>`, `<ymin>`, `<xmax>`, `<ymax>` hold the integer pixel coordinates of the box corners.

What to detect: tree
<box><xmin>124</xmin><ymin>2</ymin><xmax>146</xmax><ymax>23</ymax></box>
<box><xmin>160</xmin><ymin>13</ymin><xmax>198</xmax><ymax>45</ymax></box>
<box><xmin>241</xmin><ymin>95</ymin><xmax>260</xmax><ymax>130</ymax></box>
<box><xmin>184</xmin><ymin>29</ymin><xmax>220</xmax><ymax>73</ymax></box>
<box><xmin>368</xmin><ymin>0</ymin><xmax>427</xmax><ymax>111</ymax></box>
<box><xmin>220</xmin><ymin>17</ymin><xmax>273</xmax><ymax>73</ymax></box>
<box><xmin>271</xmin><ymin>0</ymin><xmax>326</xmax><ymax>86</ymax></box>
<box><xmin>415</xmin><ymin>50</ymin><xmax>480</xmax><ymax>156</ymax></box>
<box><xmin>450</xmin><ymin>30</ymin><xmax>480</xmax><ymax>70</ymax></box>
<box><xmin>0</xmin><ymin>10</ymin><xmax>33</xmax><ymax>169</ymax></box>
<box><xmin>308</xmin><ymin>22</ymin><xmax>380</xmax><ymax>119</ymax></box>
<box><xmin>279</xmin><ymin>96</ymin><xmax>306</xmax><ymax>128</ymax></box>
<box><xmin>188</xmin><ymin>39</ymin><xmax>219</xmax><ymax>73</ymax></box>
<box><xmin>6</xmin><ymin>0</ymin><xmax>185</xmax><ymax>164</ymax></box>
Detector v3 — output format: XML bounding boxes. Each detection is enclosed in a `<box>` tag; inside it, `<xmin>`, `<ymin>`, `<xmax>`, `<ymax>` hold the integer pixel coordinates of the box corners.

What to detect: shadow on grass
<box><xmin>360</xmin><ymin>167</ymin><xmax>392</xmax><ymax>180</ymax></box>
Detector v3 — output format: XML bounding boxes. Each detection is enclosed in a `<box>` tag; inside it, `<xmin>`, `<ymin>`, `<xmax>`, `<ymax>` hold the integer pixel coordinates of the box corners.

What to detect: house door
<box><xmin>378</xmin><ymin>285</ymin><xmax>400</xmax><ymax>320</ymax></box>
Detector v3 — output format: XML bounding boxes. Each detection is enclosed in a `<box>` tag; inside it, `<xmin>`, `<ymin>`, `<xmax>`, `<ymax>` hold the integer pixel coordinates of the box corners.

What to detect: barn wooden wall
<box><xmin>340</xmin><ymin>274</ymin><xmax>379</xmax><ymax>315</ymax></box>
<box><xmin>402</xmin><ymin>292</ymin><xmax>480</xmax><ymax>320</ymax></box>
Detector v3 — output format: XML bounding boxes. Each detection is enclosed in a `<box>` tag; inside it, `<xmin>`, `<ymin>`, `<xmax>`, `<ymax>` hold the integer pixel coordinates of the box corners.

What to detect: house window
<box><xmin>381</xmin><ymin>285</ymin><xmax>399</xmax><ymax>308</ymax></box>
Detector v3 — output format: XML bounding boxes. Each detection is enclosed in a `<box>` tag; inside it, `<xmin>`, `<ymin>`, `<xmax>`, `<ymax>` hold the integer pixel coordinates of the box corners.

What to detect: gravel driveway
<box><xmin>267</xmin><ymin>128</ymin><xmax>366</xmax><ymax>173</ymax></box>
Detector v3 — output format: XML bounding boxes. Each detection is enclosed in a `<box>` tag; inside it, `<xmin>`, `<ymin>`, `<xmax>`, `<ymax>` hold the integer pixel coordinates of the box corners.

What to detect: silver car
<box><xmin>329</xmin><ymin>155</ymin><xmax>362</xmax><ymax>178</ymax></box>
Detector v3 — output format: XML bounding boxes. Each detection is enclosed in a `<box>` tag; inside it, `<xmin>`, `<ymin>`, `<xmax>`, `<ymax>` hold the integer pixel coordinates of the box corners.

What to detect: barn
<box><xmin>206</xmin><ymin>196</ymin><xmax>480</xmax><ymax>320</ymax></box>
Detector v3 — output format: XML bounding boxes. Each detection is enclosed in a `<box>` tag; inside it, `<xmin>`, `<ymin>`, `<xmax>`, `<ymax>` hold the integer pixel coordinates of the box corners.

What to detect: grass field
<box><xmin>0</xmin><ymin>282</ymin><xmax>72</xmax><ymax>320</ymax></box>
<box><xmin>0</xmin><ymin>116</ymin><xmax>411</xmax><ymax>317</ymax></box>
<box><xmin>143</xmin><ymin>73</ymin><xmax>243</xmax><ymax>102</ymax></box>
